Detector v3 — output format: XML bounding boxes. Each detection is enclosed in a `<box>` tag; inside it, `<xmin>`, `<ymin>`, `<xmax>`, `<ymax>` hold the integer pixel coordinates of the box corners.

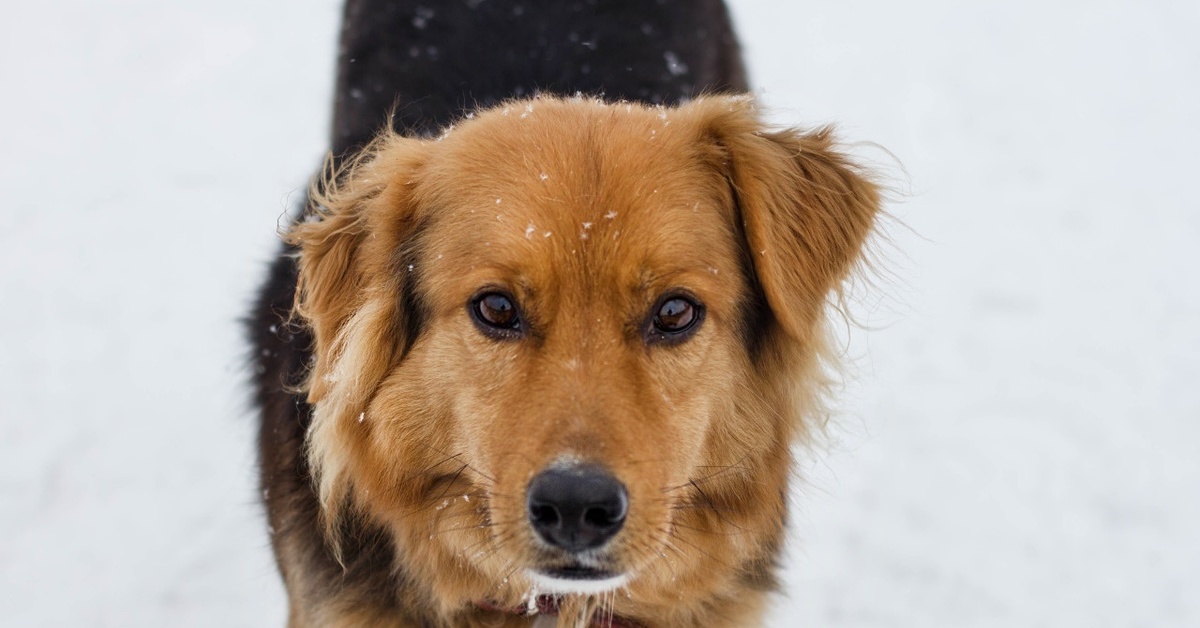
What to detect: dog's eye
<box><xmin>647</xmin><ymin>294</ymin><xmax>704</xmax><ymax>344</ymax></box>
<box><xmin>470</xmin><ymin>291</ymin><xmax>523</xmax><ymax>339</ymax></box>
<box><xmin>655</xmin><ymin>297</ymin><xmax>697</xmax><ymax>332</ymax></box>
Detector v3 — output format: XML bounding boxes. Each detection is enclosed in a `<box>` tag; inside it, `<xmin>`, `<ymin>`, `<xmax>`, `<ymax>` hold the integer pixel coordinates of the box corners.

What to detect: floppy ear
<box><xmin>288</xmin><ymin>134</ymin><xmax>430</xmax><ymax>525</ymax></box>
<box><xmin>703</xmin><ymin>98</ymin><xmax>881</xmax><ymax>344</ymax></box>
<box><xmin>288</xmin><ymin>134</ymin><xmax>428</xmax><ymax>405</ymax></box>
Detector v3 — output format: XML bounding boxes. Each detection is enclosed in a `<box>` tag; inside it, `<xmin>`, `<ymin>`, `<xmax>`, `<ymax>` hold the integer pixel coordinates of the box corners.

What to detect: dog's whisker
<box><xmin>633</xmin><ymin>530</ymin><xmax>689</xmax><ymax>587</ymax></box>
<box><xmin>659</xmin><ymin>457</ymin><xmax>755</xmax><ymax>493</ymax></box>
<box><xmin>424</xmin><ymin>445</ymin><xmax>499</xmax><ymax>485</ymax></box>
<box><xmin>432</xmin><ymin>516</ymin><xmax>529</xmax><ymax>538</ymax></box>
<box><xmin>489</xmin><ymin>555</ymin><xmax>528</xmax><ymax>596</ymax></box>
<box><xmin>651</xmin><ymin>525</ymin><xmax>740</xmax><ymax>574</ymax></box>
<box><xmin>683</xmin><ymin>479</ymin><xmax>752</xmax><ymax>534</ymax></box>
<box><xmin>667</xmin><ymin>502</ymin><xmax>749</xmax><ymax>515</ymax></box>
<box><xmin>411</xmin><ymin>451</ymin><xmax>465</xmax><ymax>475</ymax></box>
<box><xmin>667</xmin><ymin>520</ymin><xmax>757</xmax><ymax>537</ymax></box>
<box><xmin>431</xmin><ymin>462</ymin><xmax>471</xmax><ymax>503</ymax></box>
<box><xmin>625</xmin><ymin>534</ymin><xmax>683</xmax><ymax>585</ymax></box>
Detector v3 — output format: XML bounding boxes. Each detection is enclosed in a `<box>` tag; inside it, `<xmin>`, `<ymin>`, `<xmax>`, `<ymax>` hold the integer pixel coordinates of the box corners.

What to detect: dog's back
<box><xmin>331</xmin><ymin>0</ymin><xmax>747</xmax><ymax>153</ymax></box>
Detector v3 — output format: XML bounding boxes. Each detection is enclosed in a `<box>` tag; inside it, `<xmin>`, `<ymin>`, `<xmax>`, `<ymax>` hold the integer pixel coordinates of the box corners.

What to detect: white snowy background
<box><xmin>2</xmin><ymin>0</ymin><xmax>1196</xmax><ymax>626</ymax></box>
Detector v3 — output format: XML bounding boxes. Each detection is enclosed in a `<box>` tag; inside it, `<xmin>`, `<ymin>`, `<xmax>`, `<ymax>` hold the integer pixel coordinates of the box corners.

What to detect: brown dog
<box><xmin>270</xmin><ymin>95</ymin><xmax>880</xmax><ymax>626</ymax></box>
<box><xmin>249</xmin><ymin>1</ymin><xmax>881</xmax><ymax>625</ymax></box>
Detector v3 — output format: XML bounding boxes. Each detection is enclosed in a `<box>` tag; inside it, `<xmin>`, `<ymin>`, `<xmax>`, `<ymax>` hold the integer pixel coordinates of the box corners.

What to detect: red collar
<box><xmin>474</xmin><ymin>596</ymin><xmax>643</xmax><ymax>627</ymax></box>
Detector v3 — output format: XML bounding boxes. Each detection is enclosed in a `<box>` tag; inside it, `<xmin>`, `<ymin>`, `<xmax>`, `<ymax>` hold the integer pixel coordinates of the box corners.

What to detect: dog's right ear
<box><xmin>696</xmin><ymin>96</ymin><xmax>881</xmax><ymax>346</ymax></box>
<box><xmin>288</xmin><ymin>134</ymin><xmax>428</xmax><ymax>405</ymax></box>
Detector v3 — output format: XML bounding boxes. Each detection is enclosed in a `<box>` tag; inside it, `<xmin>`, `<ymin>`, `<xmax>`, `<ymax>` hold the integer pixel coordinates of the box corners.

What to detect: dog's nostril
<box><xmin>584</xmin><ymin>503</ymin><xmax>621</xmax><ymax>527</ymax></box>
<box><xmin>529</xmin><ymin>504</ymin><xmax>561</xmax><ymax>527</ymax></box>
<box><xmin>526</xmin><ymin>465</ymin><xmax>628</xmax><ymax>553</ymax></box>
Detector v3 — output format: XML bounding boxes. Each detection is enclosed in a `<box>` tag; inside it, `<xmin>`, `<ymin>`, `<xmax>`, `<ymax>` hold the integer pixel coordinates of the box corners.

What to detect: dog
<box><xmin>249</xmin><ymin>1</ymin><xmax>881</xmax><ymax>626</ymax></box>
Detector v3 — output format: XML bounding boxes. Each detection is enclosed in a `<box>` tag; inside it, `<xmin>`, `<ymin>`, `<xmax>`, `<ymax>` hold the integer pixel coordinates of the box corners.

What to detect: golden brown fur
<box><xmin>283</xmin><ymin>95</ymin><xmax>880</xmax><ymax>627</ymax></box>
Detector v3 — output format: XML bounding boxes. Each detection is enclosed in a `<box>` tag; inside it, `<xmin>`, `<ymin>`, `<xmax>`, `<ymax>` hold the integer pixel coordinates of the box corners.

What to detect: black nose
<box><xmin>526</xmin><ymin>466</ymin><xmax>628</xmax><ymax>552</ymax></box>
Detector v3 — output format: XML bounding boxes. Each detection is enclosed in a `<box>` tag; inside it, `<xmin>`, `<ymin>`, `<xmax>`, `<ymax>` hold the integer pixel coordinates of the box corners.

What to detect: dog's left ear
<box><xmin>286</xmin><ymin>135</ymin><xmax>430</xmax><ymax>526</ymax></box>
<box><xmin>288</xmin><ymin>135</ymin><xmax>428</xmax><ymax>405</ymax></box>
<box><xmin>701</xmin><ymin>98</ymin><xmax>881</xmax><ymax>343</ymax></box>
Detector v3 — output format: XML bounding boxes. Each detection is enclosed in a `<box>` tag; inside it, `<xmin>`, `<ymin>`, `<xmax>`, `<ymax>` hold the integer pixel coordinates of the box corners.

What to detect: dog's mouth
<box><xmin>544</xmin><ymin>564</ymin><xmax>617</xmax><ymax>580</ymax></box>
<box><xmin>526</xmin><ymin>563</ymin><xmax>630</xmax><ymax>594</ymax></box>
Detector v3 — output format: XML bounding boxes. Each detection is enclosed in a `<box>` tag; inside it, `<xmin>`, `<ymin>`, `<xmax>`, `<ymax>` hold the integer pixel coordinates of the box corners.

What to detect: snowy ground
<box><xmin>2</xmin><ymin>1</ymin><xmax>1197</xmax><ymax>626</ymax></box>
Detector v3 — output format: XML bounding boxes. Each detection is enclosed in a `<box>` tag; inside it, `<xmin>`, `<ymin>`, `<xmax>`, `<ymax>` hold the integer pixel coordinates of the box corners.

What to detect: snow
<box><xmin>663</xmin><ymin>51</ymin><xmax>689</xmax><ymax>77</ymax></box>
<box><xmin>1</xmin><ymin>1</ymin><xmax>1197</xmax><ymax>627</ymax></box>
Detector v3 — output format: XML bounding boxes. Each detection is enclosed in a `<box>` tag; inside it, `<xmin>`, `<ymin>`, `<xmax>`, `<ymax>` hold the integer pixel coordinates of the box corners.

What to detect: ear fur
<box><xmin>701</xmin><ymin>97</ymin><xmax>881</xmax><ymax>344</ymax></box>
<box><xmin>289</xmin><ymin>133</ymin><xmax>427</xmax><ymax>402</ymax></box>
<box><xmin>286</xmin><ymin>132</ymin><xmax>427</xmax><ymax>526</ymax></box>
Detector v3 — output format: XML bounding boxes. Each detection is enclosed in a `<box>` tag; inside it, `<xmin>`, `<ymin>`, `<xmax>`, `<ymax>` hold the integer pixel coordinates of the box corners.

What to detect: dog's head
<box><xmin>289</xmin><ymin>96</ymin><xmax>879</xmax><ymax>622</ymax></box>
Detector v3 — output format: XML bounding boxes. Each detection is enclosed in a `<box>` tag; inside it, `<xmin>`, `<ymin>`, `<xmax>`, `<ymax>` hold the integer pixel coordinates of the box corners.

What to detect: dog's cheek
<box><xmin>624</xmin><ymin>334</ymin><xmax>785</xmax><ymax>591</ymax></box>
<box><xmin>589</xmin><ymin>337</ymin><xmax>731</xmax><ymax>573</ymax></box>
<box><xmin>377</xmin><ymin>335</ymin><xmax>488</xmax><ymax>481</ymax></box>
<box><xmin>353</xmin><ymin>348</ymin><xmax>514</xmax><ymax>597</ymax></box>
<box><xmin>645</xmin><ymin>334</ymin><xmax>736</xmax><ymax>467</ymax></box>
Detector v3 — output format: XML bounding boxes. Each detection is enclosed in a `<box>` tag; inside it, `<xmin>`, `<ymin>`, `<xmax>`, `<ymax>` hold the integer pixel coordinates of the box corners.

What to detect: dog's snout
<box><xmin>527</xmin><ymin>466</ymin><xmax>628</xmax><ymax>552</ymax></box>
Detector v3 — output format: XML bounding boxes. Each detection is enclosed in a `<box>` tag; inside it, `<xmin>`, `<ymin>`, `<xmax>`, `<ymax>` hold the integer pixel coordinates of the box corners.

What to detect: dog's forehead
<box><xmin>416</xmin><ymin>101</ymin><xmax>745</xmax><ymax>307</ymax></box>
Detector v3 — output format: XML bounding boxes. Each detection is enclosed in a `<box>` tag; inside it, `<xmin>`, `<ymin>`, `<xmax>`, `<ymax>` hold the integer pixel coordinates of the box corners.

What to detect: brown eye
<box><xmin>655</xmin><ymin>298</ymin><xmax>695</xmax><ymax>332</ymax></box>
<box><xmin>470</xmin><ymin>291</ymin><xmax>523</xmax><ymax>339</ymax></box>
<box><xmin>647</xmin><ymin>294</ymin><xmax>704</xmax><ymax>344</ymax></box>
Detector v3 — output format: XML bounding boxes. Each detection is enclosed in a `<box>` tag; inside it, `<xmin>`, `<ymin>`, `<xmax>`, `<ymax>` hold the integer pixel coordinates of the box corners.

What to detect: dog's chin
<box><xmin>525</xmin><ymin>566</ymin><xmax>630</xmax><ymax>595</ymax></box>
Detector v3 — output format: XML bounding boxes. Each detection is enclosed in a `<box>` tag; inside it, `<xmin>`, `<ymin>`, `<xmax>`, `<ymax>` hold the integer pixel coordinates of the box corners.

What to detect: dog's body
<box><xmin>250</xmin><ymin>2</ymin><xmax>879</xmax><ymax>626</ymax></box>
<box><xmin>330</xmin><ymin>0</ymin><xmax>747</xmax><ymax>156</ymax></box>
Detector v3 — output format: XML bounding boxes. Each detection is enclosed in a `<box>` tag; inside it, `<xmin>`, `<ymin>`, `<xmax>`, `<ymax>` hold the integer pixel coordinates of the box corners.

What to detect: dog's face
<box><xmin>291</xmin><ymin>96</ymin><xmax>878</xmax><ymax>622</ymax></box>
